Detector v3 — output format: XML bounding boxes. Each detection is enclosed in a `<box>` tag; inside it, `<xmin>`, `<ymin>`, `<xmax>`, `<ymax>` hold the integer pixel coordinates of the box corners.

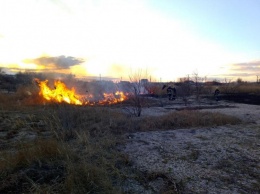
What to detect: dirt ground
<box><xmin>120</xmin><ymin>99</ymin><xmax>260</xmax><ymax>193</ymax></box>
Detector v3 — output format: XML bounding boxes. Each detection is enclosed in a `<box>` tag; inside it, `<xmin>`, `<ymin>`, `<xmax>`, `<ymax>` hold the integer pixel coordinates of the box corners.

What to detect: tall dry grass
<box><xmin>219</xmin><ymin>83</ymin><xmax>260</xmax><ymax>94</ymax></box>
<box><xmin>0</xmin><ymin>138</ymin><xmax>66</xmax><ymax>193</ymax></box>
<box><xmin>141</xmin><ymin>110</ymin><xmax>241</xmax><ymax>130</ymax></box>
<box><xmin>0</xmin><ymin>139</ymin><xmax>63</xmax><ymax>171</ymax></box>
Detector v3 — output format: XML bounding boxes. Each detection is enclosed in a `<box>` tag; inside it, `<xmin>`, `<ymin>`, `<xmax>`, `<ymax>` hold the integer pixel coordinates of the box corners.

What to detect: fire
<box><xmin>98</xmin><ymin>91</ymin><xmax>128</xmax><ymax>105</ymax></box>
<box><xmin>35</xmin><ymin>79</ymin><xmax>128</xmax><ymax>105</ymax></box>
<box><xmin>35</xmin><ymin>79</ymin><xmax>83</xmax><ymax>105</ymax></box>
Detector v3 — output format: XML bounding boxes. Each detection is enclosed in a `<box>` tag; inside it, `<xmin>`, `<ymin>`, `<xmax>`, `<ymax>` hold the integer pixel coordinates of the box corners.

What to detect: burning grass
<box><xmin>35</xmin><ymin>79</ymin><xmax>129</xmax><ymax>106</ymax></box>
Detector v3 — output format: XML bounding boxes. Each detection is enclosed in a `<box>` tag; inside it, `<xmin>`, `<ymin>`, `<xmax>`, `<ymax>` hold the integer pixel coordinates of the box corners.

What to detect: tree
<box><xmin>177</xmin><ymin>76</ymin><xmax>192</xmax><ymax>106</ymax></box>
<box><xmin>193</xmin><ymin>71</ymin><xmax>205</xmax><ymax>103</ymax></box>
<box><xmin>125</xmin><ymin>69</ymin><xmax>147</xmax><ymax>117</ymax></box>
<box><xmin>237</xmin><ymin>78</ymin><xmax>243</xmax><ymax>84</ymax></box>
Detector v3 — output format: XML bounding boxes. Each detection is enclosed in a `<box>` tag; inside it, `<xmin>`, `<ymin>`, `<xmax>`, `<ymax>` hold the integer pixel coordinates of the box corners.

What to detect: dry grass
<box><xmin>0</xmin><ymin>103</ymin><xmax>125</xmax><ymax>193</ymax></box>
<box><xmin>219</xmin><ymin>83</ymin><xmax>260</xmax><ymax>94</ymax></box>
<box><xmin>0</xmin><ymin>139</ymin><xmax>63</xmax><ymax>170</ymax></box>
<box><xmin>141</xmin><ymin>110</ymin><xmax>241</xmax><ymax>131</ymax></box>
<box><xmin>233</xmin><ymin>84</ymin><xmax>260</xmax><ymax>94</ymax></box>
<box><xmin>0</xmin><ymin>86</ymin><xmax>244</xmax><ymax>193</ymax></box>
<box><xmin>0</xmin><ymin>138</ymin><xmax>66</xmax><ymax>193</ymax></box>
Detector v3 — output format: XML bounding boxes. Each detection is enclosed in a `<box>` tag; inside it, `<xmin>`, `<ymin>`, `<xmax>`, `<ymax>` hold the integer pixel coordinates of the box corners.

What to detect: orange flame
<box><xmin>98</xmin><ymin>91</ymin><xmax>128</xmax><ymax>105</ymax></box>
<box><xmin>35</xmin><ymin>79</ymin><xmax>83</xmax><ymax>105</ymax></box>
<box><xmin>35</xmin><ymin>79</ymin><xmax>128</xmax><ymax>105</ymax></box>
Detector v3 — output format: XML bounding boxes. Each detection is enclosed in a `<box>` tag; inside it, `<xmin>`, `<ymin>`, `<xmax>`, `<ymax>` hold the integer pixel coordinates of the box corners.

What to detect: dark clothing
<box><xmin>167</xmin><ymin>87</ymin><xmax>176</xmax><ymax>101</ymax></box>
<box><xmin>214</xmin><ymin>89</ymin><xmax>220</xmax><ymax>101</ymax></box>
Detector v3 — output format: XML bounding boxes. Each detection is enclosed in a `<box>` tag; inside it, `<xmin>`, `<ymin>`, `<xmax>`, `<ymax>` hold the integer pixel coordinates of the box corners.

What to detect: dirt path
<box><xmin>120</xmin><ymin>102</ymin><xmax>260</xmax><ymax>193</ymax></box>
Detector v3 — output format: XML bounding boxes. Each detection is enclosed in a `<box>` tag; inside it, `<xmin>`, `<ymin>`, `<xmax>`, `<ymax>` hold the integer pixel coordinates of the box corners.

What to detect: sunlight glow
<box><xmin>0</xmin><ymin>0</ymin><xmax>259</xmax><ymax>81</ymax></box>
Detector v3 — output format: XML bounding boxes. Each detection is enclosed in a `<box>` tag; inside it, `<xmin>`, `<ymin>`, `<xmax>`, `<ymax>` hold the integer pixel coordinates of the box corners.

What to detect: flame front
<box><xmin>35</xmin><ymin>79</ymin><xmax>128</xmax><ymax>105</ymax></box>
<box><xmin>35</xmin><ymin>79</ymin><xmax>83</xmax><ymax>105</ymax></box>
<box><xmin>98</xmin><ymin>91</ymin><xmax>128</xmax><ymax>105</ymax></box>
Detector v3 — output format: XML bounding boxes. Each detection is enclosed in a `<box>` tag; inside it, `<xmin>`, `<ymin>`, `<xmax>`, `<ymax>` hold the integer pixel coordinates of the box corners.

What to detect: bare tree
<box><xmin>125</xmin><ymin>69</ymin><xmax>147</xmax><ymax>117</ymax></box>
<box><xmin>177</xmin><ymin>76</ymin><xmax>192</xmax><ymax>106</ymax></box>
<box><xmin>193</xmin><ymin>71</ymin><xmax>204</xmax><ymax>103</ymax></box>
<box><xmin>222</xmin><ymin>78</ymin><xmax>236</xmax><ymax>94</ymax></box>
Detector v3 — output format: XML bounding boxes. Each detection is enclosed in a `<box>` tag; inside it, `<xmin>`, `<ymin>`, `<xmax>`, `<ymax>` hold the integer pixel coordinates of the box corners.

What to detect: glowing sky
<box><xmin>0</xmin><ymin>0</ymin><xmax>259</xmax><ymax>81</ymax></box>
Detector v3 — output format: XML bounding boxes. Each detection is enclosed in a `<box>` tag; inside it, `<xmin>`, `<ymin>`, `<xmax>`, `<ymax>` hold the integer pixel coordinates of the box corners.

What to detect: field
<box><xmin>0</xmin><ymin>82</ymin><xmax>260</xmax><ymax>193</ymax></box>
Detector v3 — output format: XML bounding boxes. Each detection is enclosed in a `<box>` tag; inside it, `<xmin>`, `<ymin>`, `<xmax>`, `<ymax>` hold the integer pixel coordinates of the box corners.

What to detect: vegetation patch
<box><xmin>141</xmin><ymin>110</ymin><xmax>241</xmax><ymax>130</ymax></box>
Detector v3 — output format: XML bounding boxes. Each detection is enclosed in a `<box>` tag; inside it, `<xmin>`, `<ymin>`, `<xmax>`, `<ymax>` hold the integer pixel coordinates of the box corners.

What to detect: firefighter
<box><xmin>162</xmin><ymin>85</ymin><xmax>176</xmax><ymax>101</ymax></box>
<box><xmin>214</xmin><ymin>88</ymin><xmax>220</xmax><ymax>101</ymax></box>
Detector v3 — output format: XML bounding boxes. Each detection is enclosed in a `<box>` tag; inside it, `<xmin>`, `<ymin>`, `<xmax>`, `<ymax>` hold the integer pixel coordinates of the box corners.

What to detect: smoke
<box><xmin>25</xmin><ymin>55</ymin><xmax>85</xmax><ymax>69</ymax></box>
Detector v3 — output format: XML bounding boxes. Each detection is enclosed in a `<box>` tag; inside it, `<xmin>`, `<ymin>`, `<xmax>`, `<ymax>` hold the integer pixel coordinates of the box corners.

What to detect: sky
<box><xmin>0</xmin><ymin>0</ymin><xmax>260</xmax><ymax>82</ymax></box>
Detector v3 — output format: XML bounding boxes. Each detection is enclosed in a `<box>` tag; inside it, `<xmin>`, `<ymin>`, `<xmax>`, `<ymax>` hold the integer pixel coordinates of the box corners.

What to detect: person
<box><xmin>214</xmin><ymin>88</ymin><xmax>220</xmax><ymax>101</ymax></box>
<box><xmin>162</xmin><ymin>84</ymin><xmax>177</xmax><ymax>100</ymax></box>
<box><xmin>167</xmin><ymin>86</ymin><xmax>176</xmax><ymax>101</ymax></box>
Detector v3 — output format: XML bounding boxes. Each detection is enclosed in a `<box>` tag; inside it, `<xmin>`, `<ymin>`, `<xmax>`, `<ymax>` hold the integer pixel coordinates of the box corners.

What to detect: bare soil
<box><xmin>120</xmin><ymin>99</ymin><xmax>260</xmax><ymax>193</ymax></box>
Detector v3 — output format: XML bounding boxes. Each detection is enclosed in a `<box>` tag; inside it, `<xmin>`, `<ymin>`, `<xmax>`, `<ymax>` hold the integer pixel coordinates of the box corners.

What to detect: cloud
<box><xmin>231</xmin><ymin>61</ymin><xmax>260</xmax><ymax>72</ymax></box>
<box><xmin>24</xmin><ymin>55</ymin><xmax>85</xmax><ymax>69</ymax></box>
<box><xmin>220</xmin><ymin>73</ymin><xmax>256</xmax><ymax>77</ymax></box>
<box><xmin>206</xmin><ymin>60</ymin><xmax>260</xmax><ymax>81</ymax></box>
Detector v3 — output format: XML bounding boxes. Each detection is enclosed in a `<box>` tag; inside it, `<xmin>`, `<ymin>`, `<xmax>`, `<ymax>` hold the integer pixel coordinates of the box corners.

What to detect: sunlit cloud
<box><xmin>231</xmin><ymin>61</ymin><xmax>260</xmax><ymax>72</ymax></box>
<box><xmin>208</xmin><ymin>60</ymin><xmax>260</xmax><ymax>81</ymax></box>
<box><xmin>24</xmin><ymin>55</ymin><xmax>85</xmax><ymax>70</ymax></box>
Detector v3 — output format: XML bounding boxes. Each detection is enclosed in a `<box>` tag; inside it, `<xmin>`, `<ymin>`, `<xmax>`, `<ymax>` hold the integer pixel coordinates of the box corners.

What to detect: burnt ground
<box><xmin>119</xmin><ymin>98</ymin><xmax>260</xmax><ymax>194</ymax></box>
<box><xmin>217</xmin><ymin>93</ymin><xmax>260</xmax><ymax>105</ymax></box>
